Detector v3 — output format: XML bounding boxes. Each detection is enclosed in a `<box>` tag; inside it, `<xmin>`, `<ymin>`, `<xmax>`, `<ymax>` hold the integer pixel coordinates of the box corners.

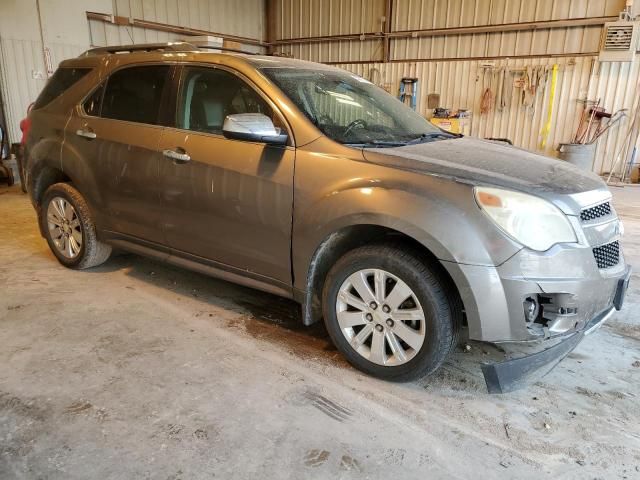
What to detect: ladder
<box><xmin>398</xmin><ymin>78</ymin><xmax>419</xmax><ymax>110</ymax></box>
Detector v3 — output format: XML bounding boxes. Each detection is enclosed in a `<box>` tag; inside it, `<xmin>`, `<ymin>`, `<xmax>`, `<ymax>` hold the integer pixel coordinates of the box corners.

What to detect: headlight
<box><xmin>474</xmin><ymin>186</ymin><xmax>577</xmax><ymax>251</ymax></box>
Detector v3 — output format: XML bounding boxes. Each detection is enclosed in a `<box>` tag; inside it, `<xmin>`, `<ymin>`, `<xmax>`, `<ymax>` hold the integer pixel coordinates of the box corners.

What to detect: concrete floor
<box><xmin>1</xmin><ymin>184</ymin><xmax>639</xmax><ymax>480</ymax></box>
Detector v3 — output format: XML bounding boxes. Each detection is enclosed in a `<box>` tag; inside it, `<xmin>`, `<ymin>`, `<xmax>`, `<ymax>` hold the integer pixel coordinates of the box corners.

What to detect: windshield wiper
<box><xmin>345</xmin><ymin>140</ymin><xmax>409</xmax><ymax>148</ymax></box>
<box><xmin>405</xmin><ymin>132</ymin><xmax>458</xmax><ymax>145</ymax></box>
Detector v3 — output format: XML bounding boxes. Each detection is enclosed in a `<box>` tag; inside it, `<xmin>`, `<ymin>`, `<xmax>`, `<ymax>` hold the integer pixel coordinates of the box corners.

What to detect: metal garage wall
<box><xmin>272</xmin><ymin>0</ymin><xmax>386</xmax><ymax>61</ymax></box>
<box><xmin>88</xmin><ymin>0</ymin><xmax>266</xmax><ymax>52</ymax></box>
<box><xmin>390</xmin><ymin>0</ymin><xmax>621</xmax><ymax>60</ymax></box>
<box><xmin>0</xmin><ymin>0</ymin><xmax>266</xmax><ymax>145</ymax></box>
<box><xmin>341</xmin><ymin>57</ymin><xmax>640</xmax><ymax>175</ymax></box>
<box><xmin>272</xmin><ymin>0</ymin><xmax>640</xmax><ymax>175</ymax></box>
<box><xmin>0</xmin><ymin>39</ymin><xmax>86</xmax><ymax>144</ymax></box>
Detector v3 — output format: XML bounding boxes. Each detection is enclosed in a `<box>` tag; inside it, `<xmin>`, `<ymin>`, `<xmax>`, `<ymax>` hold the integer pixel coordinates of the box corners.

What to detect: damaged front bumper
<box><xmin>481</xmin><ymin>266</ymin><xmax>631</xmax><ymax>394</ymax></box>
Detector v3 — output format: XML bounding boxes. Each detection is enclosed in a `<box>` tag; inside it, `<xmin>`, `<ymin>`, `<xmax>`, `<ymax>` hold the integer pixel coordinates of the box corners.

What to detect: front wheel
<box><xmin>40</xmin><ymin>183</ymin><xmax>111</xmax><ymax>269</ymax></box>
<box><xmin>322</xmin><ymin>244</ymin><xmax>455</xmax><ymax>382</ymax></box>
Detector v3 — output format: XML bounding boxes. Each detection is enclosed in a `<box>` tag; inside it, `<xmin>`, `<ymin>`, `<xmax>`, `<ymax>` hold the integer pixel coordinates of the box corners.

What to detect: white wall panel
<box><xmin>87</xmin><ymin>0</ymin><xmax>265</xmax><ymax>51</ymax></box>
<box><xmin>274</xmin><ymin>0</ymin><xmax>386</xmax><ymax>38</ymax></box>
<box><xmin>1</xmin><ymin>0</ymin><xmax>266</xmax><ymax>144</ymax></box>
<box><xmin>0</xmin><ymin>38</ymin><xmax>85</xmax><ymax>143</ymax></box>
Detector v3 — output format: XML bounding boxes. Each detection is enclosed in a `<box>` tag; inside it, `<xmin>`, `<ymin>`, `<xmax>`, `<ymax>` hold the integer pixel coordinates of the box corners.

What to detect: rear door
<box><xmin>65</xmin><ymin>64</ymin><xmax>173</xmax><ymax>244</ymax></box>
<box><xmin>158</xmin><ymin>65</ymin><xmax>295</xmax><ymax>284</ymax></box>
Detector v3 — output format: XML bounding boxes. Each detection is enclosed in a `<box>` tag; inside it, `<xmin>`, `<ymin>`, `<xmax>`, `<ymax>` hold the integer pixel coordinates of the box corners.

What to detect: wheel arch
<box><xmin>298</xmin><ymin>221</ymin><xmax>465</xmax><ymax>335</ymax></box>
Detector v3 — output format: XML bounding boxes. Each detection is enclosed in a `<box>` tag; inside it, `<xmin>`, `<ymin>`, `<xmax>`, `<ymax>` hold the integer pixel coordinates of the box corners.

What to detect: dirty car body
<box><xmin>24</xmin><ymin>43</ymin><xmax>630</xmax><ymax>392</ymax></box>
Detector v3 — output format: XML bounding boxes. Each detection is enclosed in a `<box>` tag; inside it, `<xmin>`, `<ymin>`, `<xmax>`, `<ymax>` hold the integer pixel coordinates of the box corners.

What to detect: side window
<box><xmin>83</xmin><ymin>83</ymin><xmax>104</xmax><ymax>117</ymax></box>
<box><xmin>101</xmin><ymin>65</ymin><xmax>169</xmax><ymax>125</ymax></box>
<box><xmin>177</xmin><ymin>67</ymin><xmax>284</xmax><ymax>135</ymax></box>
<box><xmin>33</xmin><ymin>67</ymin><xmax>91</xmax><ymax>109</ymax></box>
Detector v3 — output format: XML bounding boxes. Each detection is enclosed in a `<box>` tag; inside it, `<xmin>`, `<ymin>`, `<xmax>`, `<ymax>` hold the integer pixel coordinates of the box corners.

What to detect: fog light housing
<box><xmin>524</xmin><ymin>297</ymin><xmax>540</xmax><ymax>323</ymax></box>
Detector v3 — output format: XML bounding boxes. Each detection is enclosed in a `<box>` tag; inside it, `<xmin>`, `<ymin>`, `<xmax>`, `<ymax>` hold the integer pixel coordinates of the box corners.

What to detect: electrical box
<box><xmin>598</xmin><ymin>21</ymin><xmax>640</xmax><ymax>62</ymax></box>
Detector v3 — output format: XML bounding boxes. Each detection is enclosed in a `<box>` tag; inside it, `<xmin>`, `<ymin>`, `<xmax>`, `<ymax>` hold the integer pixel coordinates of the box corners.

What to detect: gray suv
<box><xmin>24</xmin><ymin>43</ymin><xmax>630</xmax><ymax>392</ymax></box>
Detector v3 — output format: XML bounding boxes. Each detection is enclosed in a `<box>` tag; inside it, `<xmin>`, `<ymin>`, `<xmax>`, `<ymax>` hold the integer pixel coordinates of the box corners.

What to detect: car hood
<box><xmin>362</xmin><ymin>137</ymin><xmax>606</xmax><ymax>196</ymax></box>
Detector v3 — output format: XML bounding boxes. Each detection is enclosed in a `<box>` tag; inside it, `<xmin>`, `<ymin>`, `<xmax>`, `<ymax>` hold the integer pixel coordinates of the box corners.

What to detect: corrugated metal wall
<box><xmin>342</xmin><ymin>57</ymin><xmax>640</xmax><ymax>174</ymax></box>
<box><xmin>0</xmin><ymin>39</ymin><xmax>86</xmax><ymax>143</ymax></box>
<box><xmin>0</xmin><ymin>0</ymin><xmax>265</xmax><ymax>144</ymax></box>
<box><xmin>273</xmin><ymin>0</ymin><xmax>640</xmax><ymax>175</ymax></box>
<box><xmin>88</xmin><ymin>0</ymin><xmax>265</xmax><ymax>52</ymax></box>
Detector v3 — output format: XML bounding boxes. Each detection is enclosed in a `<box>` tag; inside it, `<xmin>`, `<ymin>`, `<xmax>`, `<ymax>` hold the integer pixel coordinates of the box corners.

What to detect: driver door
<box><xmin>158</xmin><ymin>65</ymin><xmax>295</xmax><ymax>285</ymax></box>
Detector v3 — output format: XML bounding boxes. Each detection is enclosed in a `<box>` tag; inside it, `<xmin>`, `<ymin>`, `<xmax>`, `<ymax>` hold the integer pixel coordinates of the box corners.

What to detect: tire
<box><xmin>322</xmin><ymin>244</ymin><xmax>455</xmax><ymax>382</ymax></box>
<box><xmin>40</xmin><ymin>182</ymin><xmax>111</xmax><ymax>269</ymax></box>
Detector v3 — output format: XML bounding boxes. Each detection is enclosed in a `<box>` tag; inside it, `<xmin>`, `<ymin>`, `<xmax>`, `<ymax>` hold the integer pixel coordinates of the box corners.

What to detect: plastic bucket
<box><xmin>557</xmin><ymin>143</ymin><xmax>596</xmax><ymax>171</ymax></box>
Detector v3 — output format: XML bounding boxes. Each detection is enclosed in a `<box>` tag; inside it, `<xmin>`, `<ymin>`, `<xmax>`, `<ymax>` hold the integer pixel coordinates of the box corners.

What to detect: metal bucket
<box><xmin>557</xmin><ymin>143</ymin><xmax>596</xmax><ymax>171</ymax></box>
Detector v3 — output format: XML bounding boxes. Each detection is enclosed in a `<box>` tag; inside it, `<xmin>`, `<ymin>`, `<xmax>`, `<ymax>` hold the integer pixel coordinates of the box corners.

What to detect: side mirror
<box><xmin>222</xmin><ymin>113</ymin><xmax>288</xmax><ymax>146</ymax></box>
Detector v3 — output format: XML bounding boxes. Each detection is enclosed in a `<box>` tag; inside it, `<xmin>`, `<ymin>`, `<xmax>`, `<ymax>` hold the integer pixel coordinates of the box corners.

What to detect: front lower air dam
<box><xmin>481</xmin><ymin>288</ymin><xmax>627</xmax><ymax>394</ymax></box>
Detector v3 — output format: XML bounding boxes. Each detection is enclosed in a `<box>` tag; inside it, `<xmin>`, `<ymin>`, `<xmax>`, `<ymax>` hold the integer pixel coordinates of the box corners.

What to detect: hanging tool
<box><xmin>479</xmin><ymin>68</ymin><xmax>494</xmax><ymax>115</ymax></box>
<box><xmin>539</xmin><ymin>64</ymin><xmax>558</xmax><ymax>149</ymax></box>
<box><xmin>496</xmin><ymin>67</ymin><xmax>507</xmax><ymax>112</ymax></box>
<box><xmin>399</xmin><ymin>78</ymin><xmax>419</xmax><ymax>110</ymax></box>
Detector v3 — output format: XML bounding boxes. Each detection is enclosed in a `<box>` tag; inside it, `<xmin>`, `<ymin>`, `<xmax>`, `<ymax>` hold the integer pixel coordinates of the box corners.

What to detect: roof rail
<box><xmin>82</xmin><ymin>42</ymin><xmax>193</xmax><ymax>56</ymax></box>
<box><xmin>81</xmin><ymin>41</ymin><xmax>256</xmax><ymax>57</ymax></box>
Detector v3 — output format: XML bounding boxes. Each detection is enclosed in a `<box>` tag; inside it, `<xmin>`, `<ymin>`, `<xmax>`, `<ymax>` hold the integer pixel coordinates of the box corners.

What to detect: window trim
<box><xmin>170</xmin><ymin>63</ymin><xmax>295</xmax><ymax>148</ymax></box>
<box><xmin>77</xmin><ymin>62</ymin><xmax>176</xmax><ymax>128</ymax></box>
<box><xmin>80</xmin><ymin>81</ymin><xmax>106</xmax><ymax>118</ymax></box>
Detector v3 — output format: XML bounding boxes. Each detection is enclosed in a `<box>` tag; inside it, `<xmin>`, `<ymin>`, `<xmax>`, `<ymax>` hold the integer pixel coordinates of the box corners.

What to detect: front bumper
<box><xmin>481</xmin><ymin>265</ymin><xmax>630</xmax><ymax>393</ymax></box>
<box><xmin>444</xmin><ymin>242</ymin><xmax>629</xmax><ymax>342</ymax></box>
<box><xmin>442</xmin><ymin>241</ymin><xmax>631</xmax><ymax>393</ymax></box>
<box><xmin>481</xmin><ymin>304</ymin><xmax>618</xmax><ymax>394</ymax></box>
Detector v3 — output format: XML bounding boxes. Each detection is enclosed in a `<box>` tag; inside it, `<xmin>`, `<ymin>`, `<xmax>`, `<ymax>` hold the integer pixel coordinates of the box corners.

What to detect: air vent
<box><xmin>599</xmin><ymin>21</ymin><xmax>640</xmax><ymax>62</ymax></box>
<box><xmin>604</xmin><ymin>25</ymin><xmax>634</xmax><ymax>50</ymax></box>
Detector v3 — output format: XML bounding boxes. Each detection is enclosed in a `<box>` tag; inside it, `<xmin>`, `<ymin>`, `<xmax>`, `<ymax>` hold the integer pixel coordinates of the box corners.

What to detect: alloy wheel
<box><xmin>336</xmin><ymin>268</ymin><xmax>426</xmax><ymax>366</ymax></box>
<box><xmin>47</xmin><ymin>196</ymin><xmax>83</xmax><ymax>259</ymax></box>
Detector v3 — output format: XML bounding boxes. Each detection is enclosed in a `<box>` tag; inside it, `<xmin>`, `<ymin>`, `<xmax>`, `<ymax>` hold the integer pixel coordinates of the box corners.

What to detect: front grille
<box><xmin>581</xmin><ymin>202</ymin><xmax>611</xmax><ymax>222</ymax></box>
<box><xmin>592</xmin><ymin>241</ymin><xmax>620</xmax><ymax>269</ymax></box>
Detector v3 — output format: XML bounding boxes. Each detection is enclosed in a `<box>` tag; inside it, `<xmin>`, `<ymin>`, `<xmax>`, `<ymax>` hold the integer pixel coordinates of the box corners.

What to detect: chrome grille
<box><xmin>581</xmin><ymin>202</ymin><xmax>611</xmax><ymax>222</ymax></box>
<box><xmin>592</xmin><ymin>241</ymin><xmax>620</xmax><ymax>269</ymax></box>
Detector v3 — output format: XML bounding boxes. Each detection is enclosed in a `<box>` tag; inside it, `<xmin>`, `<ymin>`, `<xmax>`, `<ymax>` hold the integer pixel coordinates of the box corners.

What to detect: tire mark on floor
<box><xmin>303</xmin><ymin>391</ymin><xmax>353</xmax><ymax>422</ymax></box>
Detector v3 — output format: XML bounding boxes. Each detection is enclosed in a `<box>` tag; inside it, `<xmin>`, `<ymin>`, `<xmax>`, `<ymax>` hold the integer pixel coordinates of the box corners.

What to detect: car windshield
<box><xmin>261</xmin><ymin>67</ymin><xmax>456</xmax><ymax>147</ymax></box>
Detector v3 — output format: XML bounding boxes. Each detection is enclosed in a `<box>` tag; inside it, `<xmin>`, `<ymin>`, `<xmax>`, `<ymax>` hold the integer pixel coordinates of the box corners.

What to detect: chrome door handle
<box><xmin>76</xmin><ymin>129</ymin><xmax>96</xmax><ymax>139</ymax></box>
<box><xmin>163</xmin><ymin>149</ymin><xmax>191</xmax><ymax>163</ymax></box>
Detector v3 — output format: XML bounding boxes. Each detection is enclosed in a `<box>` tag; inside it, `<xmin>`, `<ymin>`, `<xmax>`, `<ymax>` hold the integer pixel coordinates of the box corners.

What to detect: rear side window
<box><xmin>101</xmin><ymin>66</ymin><xmax>169</xmax><ymax>125</ymax></box>
<box><xmin>33</xmin><ymin>67</ymin><xmax>91</xmax><ymax>109</ymax></box>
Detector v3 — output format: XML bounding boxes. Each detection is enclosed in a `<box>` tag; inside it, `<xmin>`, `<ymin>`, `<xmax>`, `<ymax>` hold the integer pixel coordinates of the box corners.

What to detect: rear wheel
<box><xmin>322</xmin><ymin>244</ymin><xmax>455</xmax><ymax>381</ymax></box>
<box><xmin>40</xmin><ymin>183</ymin><xmax>111</xmax><ymax>269</ymax></box>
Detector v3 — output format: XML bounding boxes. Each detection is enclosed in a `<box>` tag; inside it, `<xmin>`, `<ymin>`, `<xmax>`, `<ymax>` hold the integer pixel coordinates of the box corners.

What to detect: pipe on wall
<box><xmin>85</xmin><ymin>11</ymin><xmax>267</xmax><ymax>47</ymax></box>
<box><xmin>271</xmin><ymin>16</ymin><xmax>618</xmax><ymax>47</ymax></box>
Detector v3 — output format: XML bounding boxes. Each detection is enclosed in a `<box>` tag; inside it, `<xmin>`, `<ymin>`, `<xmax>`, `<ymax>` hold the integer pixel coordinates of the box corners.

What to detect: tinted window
<box><xmin>83</xmin><ymin>83</ymin><xmax>104</xmax><ymax>117</ymax></box>
<box><xmin>177</xmin><ymin>67</ymin><xmax>282</xmax><ymax>134</ymax></box>
<box><xmin>101</xmin><ymin>66</ymin><xmax>169</xmax><ymax>124</ymax></box>
<box><xmin>33</xmin><ymin>68</ymin><xmax>91</xmax><ymax>109</ymax></box>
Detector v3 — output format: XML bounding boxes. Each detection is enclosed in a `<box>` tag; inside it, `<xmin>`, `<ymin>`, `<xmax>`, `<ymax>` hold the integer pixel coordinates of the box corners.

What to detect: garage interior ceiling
<box><xmin>1</xmin><ymin>0</ymin><xmax>639</xmax><ymax>176</ymax></box>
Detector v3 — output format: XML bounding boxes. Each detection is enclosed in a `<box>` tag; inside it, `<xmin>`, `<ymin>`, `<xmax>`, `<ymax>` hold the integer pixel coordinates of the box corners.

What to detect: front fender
<box><xmin>292</xmin><ymin>178</ymin><xmax>521</xmax><ymax>293</ymax></box>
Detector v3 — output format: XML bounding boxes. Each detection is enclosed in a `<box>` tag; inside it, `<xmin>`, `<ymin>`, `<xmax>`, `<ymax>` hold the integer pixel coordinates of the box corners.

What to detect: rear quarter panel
<box><xmin>26</xmin><ymin>59</ymin><xmax>103</xmax><ymax>205</ymax></box>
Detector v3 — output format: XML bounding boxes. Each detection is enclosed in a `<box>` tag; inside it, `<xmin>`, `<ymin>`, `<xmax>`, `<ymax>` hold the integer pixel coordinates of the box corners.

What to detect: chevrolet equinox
<box><xmin>24</xmin><ymin>43</ymin><xmax>631</xmax><ymax>392</ymax></box>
